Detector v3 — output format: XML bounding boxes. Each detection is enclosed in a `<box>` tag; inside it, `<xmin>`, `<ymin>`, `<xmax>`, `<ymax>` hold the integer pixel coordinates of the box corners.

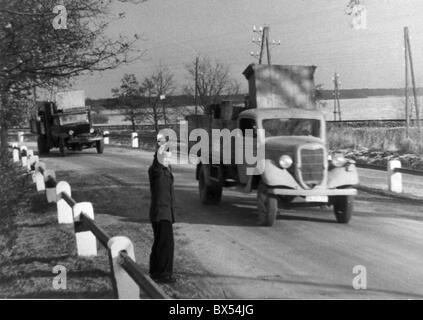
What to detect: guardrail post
<box><xmin>45</xmin><ymin>170</ymin><xmax>57</xmax><ymax>203</ymax></box>
<box><xmin>73</xmin><ymin>202</ymin><xmax>97</xmax><ymax>257</ymax></box>
<box><xmin>104</xmin><ymin>131</ymin><xmax>109</xmax><ymax>145</ymax></box>
<box><xmin>20</xmin><ymin>146</ymin><xmax>28</xmax><ymax>167</ymax></box>
<box><xmin>12</xmin><ymin>143</ymin><xmax>20</xmax><ymax>162</ymax></box>
<box><xmin>56</xmin><ymin>182</ymin><xmax>73</xmax><ymax>224</ymax></box>
<box><xmin>388</xmin><ymin>160</ymin><xmax>402</xmax><ymax>193</ymax></box>
<box><xmin>26</xmin><ymin>150</ymin><xmax>34</xmax><ymax>171</ymax></box>
<box><xmin>34</xmin><ymin>172</ymin><xmax>45</xmax><ymax>191</ymax></box>
<box><xmin>18</xmin><ymin>131</ymin><xmax>24</xmax><ymax>143</ymax></box>
<box><xmin>35</xmin><ymin>161</ymin><xmax>46</xmax><ymax>174</ymax></box>
<box><xmin>132</xmin><ymin>132</ymin><xmax>139</xmax><ymax>148</ymax></box>
<box><xmin>29</xmin><ymin>156</ymin><xmax>39</xmax><ymax>174</ymax></box>
<box><xmin>108</xmin><ymin>236</ymin><xmax>140</xmax><ymax>299</ymax></box>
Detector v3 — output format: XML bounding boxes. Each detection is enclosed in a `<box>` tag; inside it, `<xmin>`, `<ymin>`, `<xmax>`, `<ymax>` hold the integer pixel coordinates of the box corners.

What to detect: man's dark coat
<box><xmin>148</xmin><ymin>155</ymin><xmax>175</xmax><ymax>223</ymax></box>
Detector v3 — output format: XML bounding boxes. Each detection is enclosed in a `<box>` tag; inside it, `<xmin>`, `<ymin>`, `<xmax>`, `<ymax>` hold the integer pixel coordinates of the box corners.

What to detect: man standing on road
<box><xmin>148</xmin><ymin>135</ymin><xmax>176</xmax><ymax>284</ymax></box>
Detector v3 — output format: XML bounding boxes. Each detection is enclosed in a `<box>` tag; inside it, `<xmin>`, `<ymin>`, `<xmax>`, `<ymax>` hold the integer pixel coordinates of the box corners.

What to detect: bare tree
<box><xmin>184</xmin><ymin>56</ymin><xmax>239</xmax><ymax>111</ymax></box>
<box><xmin>141</xmin><ymin>66</ymin><xmax>175</xmax><ymax>133</ymax></box>
<box><xmin>0</xmin><ymin>0</ymin><xmax>144</xmax><ymax>151</ymax></box>
<box><xmin>112</xmin><ymin>74</ymin><xmax>146</xmax><ymax>132</ymax></box>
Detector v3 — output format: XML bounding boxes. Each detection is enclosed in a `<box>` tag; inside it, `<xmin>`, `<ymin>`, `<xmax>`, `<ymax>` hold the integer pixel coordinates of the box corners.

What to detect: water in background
<box><xmin>96</xmin><ymin>96</ymin><xmax>421</xmax><ymax>125</ymax></box>
<box><xmin>319</xmin><ymin>96</ymin><xmax>422</xmax><ymax>121</ymax></box>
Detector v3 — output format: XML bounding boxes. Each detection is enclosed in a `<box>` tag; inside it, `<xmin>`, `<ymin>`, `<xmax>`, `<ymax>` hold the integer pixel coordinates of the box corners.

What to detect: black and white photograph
<box><xmin>1</xmin><ymin>0</ymin><xmax>423</xmax><ymax>306</ymax></box>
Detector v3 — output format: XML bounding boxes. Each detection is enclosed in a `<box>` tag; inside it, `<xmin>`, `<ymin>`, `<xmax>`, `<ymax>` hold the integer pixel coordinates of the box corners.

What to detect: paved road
<box><xmin>358</xmin><ymin>167</ymin><xmax>423</xmax><ymax>198</ymax></box>
<box><xmin>40</xmin><ymin>145</ymin><xmax>423</xmax><ymax>299</ymax></box>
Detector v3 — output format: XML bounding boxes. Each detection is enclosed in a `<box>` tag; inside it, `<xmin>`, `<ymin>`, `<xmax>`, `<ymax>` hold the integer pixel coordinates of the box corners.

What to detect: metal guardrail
<box><xmin>58</xmin><ymin>189</ymin><xmax>168</xmax><ymax>299</ymax></box>
<box><xmin>22</xmin><ymin>160</ymin><xmax>168</xmax><ymax>299</ymax></box>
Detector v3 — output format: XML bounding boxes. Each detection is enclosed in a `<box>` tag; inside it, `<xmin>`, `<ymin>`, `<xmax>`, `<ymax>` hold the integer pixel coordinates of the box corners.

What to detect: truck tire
<box><xmin>199</xmin><ymin>166</ymin><xmax>222</xmax><ymax>205</ymax></box>
<box><xmin>59</xmin><ymin>139</ymin><xmax>67</xmax><ymax>156</ymax></box>
<box><xmin>96</xmin><ymin>139</ymin><xmax>104</xmax><ymax>154</ymax></box>
<box><xmin>332</xmin><ymin>195</ymin><xmax>353</xmax><ymax>224</ymax></box>
<box><xmin>257</xmin><ymin>180</ymin><xmax>278</xmax><ymax>226</ymax></box>
<box><xmin>37</xmin><ymin>136</ymin><xmax>49</xmax><ymax>155</ymax></box>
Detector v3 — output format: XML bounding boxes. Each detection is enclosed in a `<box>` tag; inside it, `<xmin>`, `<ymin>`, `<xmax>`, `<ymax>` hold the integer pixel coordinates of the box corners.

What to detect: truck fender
<box><xmin>261</xmin><ymin>159</ymin><xmax>300</xmax><ymax>189</ymax></box>
<box><xmin>327</xmin><ymin>164</ymin><xmax>359</xmax><ymax>189</ymax></box>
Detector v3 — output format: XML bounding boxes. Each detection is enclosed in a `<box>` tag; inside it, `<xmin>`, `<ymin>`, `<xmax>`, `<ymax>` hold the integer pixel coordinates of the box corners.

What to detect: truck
<box><xmin>186</xmin><ymin>64</ymin><xmax>359</xmax><ymax>226</ymax></box>
<box><xmin>30</xmin><ymin>90</ymin><xmax>104</xmax><ymax>156</ymax></box>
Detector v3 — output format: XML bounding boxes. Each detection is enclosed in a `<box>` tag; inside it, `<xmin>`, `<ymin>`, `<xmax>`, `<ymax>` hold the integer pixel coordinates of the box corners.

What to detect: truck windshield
<box><xmin>59</xmin><ymin>113</ymin><xmax>89</xmax><ymax>125</ymax></box>
<box><xmin>262</xmin><ymin>118</ymin><xmax>320</xmax><ymax>138</ymax></box>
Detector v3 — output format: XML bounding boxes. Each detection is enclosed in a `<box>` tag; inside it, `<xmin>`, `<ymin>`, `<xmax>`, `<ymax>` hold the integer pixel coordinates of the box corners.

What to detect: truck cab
<box><xmin>30</xmin><ymin>90</ymin><xmax>104</xmax><ymax>156</ymax></box>
<box><xmin>239</xmin><ymin>107</ymin><xmax>358</xmax><ymax>225</ymax></box>
<box><xmin>189</xmin><ymin>64</ymin><xmax>359</xmax><ymax>226</ymax></box>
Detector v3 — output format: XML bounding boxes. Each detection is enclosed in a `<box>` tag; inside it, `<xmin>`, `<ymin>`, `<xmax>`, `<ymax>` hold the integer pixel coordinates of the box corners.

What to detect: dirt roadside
<box><xmin>0</xmin><ymin>182</ymin><xmax>113</xmax><ymax>298</ymax></box>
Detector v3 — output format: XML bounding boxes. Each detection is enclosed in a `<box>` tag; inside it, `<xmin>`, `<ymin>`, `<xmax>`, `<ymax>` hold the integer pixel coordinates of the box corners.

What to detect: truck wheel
<box><xmin>199</xmin><ymin>166</ymin><xmax>222</xmax><ymax>205</ymax></box>
<box><xmin>332</xmin><ymin>195</ymin><xmax>353</xmax><ymax>224</ymax></box>
<box><xmin>257</xmin><ymin>181</ymin><xmax>278</xmax><ymax>226</ymax></box>
<box><xmin>37</xmin><ymin>136</ymin><xmax>49</xmax><ymax>155</ymax></box>
<box><xmin>59</xmin><ymin>139</ymin><xmax>67</xmax><ymax>156</ymax></box>
<box><xmin>96</xmin><ymin>139</ymin><xmax>104</xmax><ymax>154</ymax></box>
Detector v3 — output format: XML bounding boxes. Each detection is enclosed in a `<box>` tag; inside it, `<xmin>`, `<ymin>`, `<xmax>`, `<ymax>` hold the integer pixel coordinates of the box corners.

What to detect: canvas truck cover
<box><xmin>55</xmin><ymin>90</ymin><xmax>86</xmax><ymax>111</ymax></box>
<box><xmin>243</xmin><ymin>64</ymin><xmax>317</xmax><ymax>110</ymax></box>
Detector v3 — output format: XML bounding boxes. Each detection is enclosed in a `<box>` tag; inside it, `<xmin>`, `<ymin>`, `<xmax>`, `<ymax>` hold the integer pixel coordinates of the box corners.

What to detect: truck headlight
<box><xmin>279</xmin><ymin>155</ymin><xmax>293</xmax><ymax>169</ymax></box>
<box><xmin>90</xmin><ymin>128</ymin><xmax>95</xmax><ymax>133</ymax></box>
<box><xmin>68</xmin><ymin>130</ymin><xmax>74</xmax><ymax>136</ymax></box>
<box><xmin>332</xmin><ymin>153</ymin><xmax>347</xmax><ymax>167</ymax></box>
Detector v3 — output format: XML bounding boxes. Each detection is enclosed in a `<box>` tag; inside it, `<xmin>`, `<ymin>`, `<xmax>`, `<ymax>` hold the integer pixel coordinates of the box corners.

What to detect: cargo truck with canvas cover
<box><xmin>186</xmin><ymin>64</ymin><xmax>358</xmax><ymax>226</ymax></box>
<box><xmin>30</xmin><ymin>90</ymin><xmax>104</xmax><ymax>156</ymax></box>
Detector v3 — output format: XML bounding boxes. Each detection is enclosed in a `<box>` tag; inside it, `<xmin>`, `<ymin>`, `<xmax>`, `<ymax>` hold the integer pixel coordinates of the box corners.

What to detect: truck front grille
<box><xmin>299</xmin><ymin>147</ymin><xmax>324</xmax><ymax>188</ymax></box>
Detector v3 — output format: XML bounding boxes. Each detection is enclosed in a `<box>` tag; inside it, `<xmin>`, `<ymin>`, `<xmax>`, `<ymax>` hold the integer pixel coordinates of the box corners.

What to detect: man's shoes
<box><xmin>152</xmin><ymin>275</ymin><xmax>176</xmax><ymax>284</ymax></box>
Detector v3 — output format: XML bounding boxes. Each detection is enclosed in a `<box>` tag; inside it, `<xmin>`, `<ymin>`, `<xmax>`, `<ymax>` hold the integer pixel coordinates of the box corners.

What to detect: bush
<box><xmin>0</xmin><ymin>150</ymin><xmax>28</xmax><ymax>221</ymax></box>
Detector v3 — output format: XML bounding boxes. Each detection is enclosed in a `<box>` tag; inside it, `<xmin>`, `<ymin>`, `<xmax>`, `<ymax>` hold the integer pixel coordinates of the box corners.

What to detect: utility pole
<box><xmin>194</xmin><ymin>56</ymin><xmax>199</xmax><ymax>116</ymax></box>
<box><xmin>333</xmin><ymin>72</ymin><xmax>342</xmax><ymax>121</ymax></box>
<box><xmin>404</xmin><ymin>27</ymin><xmax>410</xmax><ymax>138</ymax></box>
<box><xmin>251</xmin><ymin>25</ymin><xmax>280</xmax><ymax>65</ymax></box>
<box><xmin>405</xmin><ymin>27</ymin><xmax>421</xmax><ymax>147</ymax></box>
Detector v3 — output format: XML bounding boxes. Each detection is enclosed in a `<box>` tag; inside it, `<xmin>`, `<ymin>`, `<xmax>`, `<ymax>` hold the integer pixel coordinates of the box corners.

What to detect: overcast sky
<box><xmin>74</xmin><ymin>0</ymin><xmax>423</xmax><ymax>99</ymax></box>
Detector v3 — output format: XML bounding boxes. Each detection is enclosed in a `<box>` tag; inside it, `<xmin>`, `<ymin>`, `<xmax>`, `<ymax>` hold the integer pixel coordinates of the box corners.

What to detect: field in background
<box><xmin>319</xmin><ymin>96</ymin><xmax>422</xmax><ymax>121</ymax></box>
<box><xmin>328</xmin><ymin>126</ymin><xmax>422</xmax><ymax>153</ymax></box>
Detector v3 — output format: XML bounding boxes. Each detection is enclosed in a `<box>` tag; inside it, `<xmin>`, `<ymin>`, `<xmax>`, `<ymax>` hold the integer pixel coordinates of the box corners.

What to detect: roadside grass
<box><xmin>0</xmin><ymin>181</ymin><xmax>114</xmax><ymax>298</ymax></box>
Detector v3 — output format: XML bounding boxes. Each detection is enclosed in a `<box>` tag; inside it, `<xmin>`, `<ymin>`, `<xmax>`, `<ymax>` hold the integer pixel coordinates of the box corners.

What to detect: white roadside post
<box><xmin>34</xmin><ymin>161</ymin><xmax>46</xmax><ymax>191</ymax></box>
<box><xmin>56</xmin><ymin>181</ymin><xmax>73</xmax><ymax>224</ymax></box>
<box><xmin>18</xmin><ymin>131</ymin><xmax>24</xmax><ymax>143</ymax></box>
<box><xmin>26</xmin><ymin>150</ymin><xmax>34</xmax><ymax>171</ymax></box>
<box><xmin>34</xmin><ymin>172</ymin><xmax>45</xmax><ymax>191</ymax></box>
<box><xmin>73</xmin><ymin>202</ymin><xmax>97</xmax><ymax>257</ymax></box>
<box><xmin>29</xmin><ymin>156</ymin><xmax>39</xmax><ymax>177</ymax></box>
<box><xmin>132</xmin><ymin>132</ymin><xmax>139</xmax><ymax>148</ymax></box>
<box><xmin>104</xmin><ymin>131</ymin><xmax>109</xmax><ymax>145</ymax></box>
<box><xmin>388</xmin><ymin>160</ymin><xmax>402</xmax><ymax>193</ymax></box>
<box><xmin>35</xmin><ymin>161</ymin><xmax>46</xmax><ymax>175</ymax></box>
<box><xmin>12</xmin><ymin>143</ymin><xmax>20</xmax><ymax>162</ymax></box>
<box><xmin>44</xmin><ymin>170</ymin><xmax>57</xmax><ymax>203</ymax></box>
<box><xmin>108</xmin><ymin>236</ymin><xmax>140</xmax><ymax>299</ymax></box>
<box><xmin>20</xmin><ymin>146</ymin><xmax>28</xmax><ymax>167</ymax></box>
